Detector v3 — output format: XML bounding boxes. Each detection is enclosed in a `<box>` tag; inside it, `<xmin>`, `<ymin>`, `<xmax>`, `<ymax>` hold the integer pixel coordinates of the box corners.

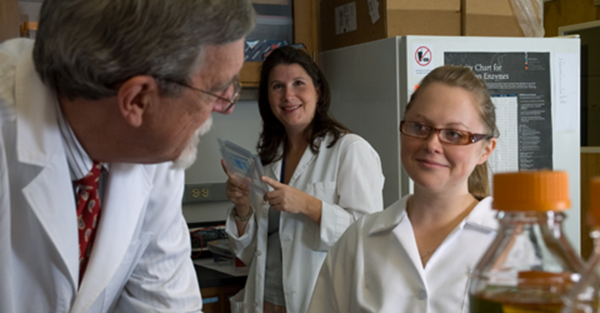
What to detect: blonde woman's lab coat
<box><xmin>225</xmin><ymin>133</ymin><xmax>385</xmax><ymax>313</ymax></box>
<box><xmin>0</xmin><ymin>39</ymin><xmax>201</xmax><ymax>313</ymax></box>
<box><xmin>309</xmin><ymin>195</ymin><xmax>498</xmax><ymax>313</ymax></box>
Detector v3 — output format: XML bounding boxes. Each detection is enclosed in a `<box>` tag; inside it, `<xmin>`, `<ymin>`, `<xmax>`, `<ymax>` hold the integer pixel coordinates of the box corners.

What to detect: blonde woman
<box><xmin>309</xmin><ymin>65</ymin><xmax>499</xmax><ymax>313</ymax></box>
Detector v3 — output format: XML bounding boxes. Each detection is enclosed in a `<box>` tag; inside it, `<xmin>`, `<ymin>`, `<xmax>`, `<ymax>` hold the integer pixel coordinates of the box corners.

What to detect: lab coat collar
<box><xmin>15</xmin><ymin>41</ymin><xmax>81</xmax><ymax>289</ymax></box>
<box><xmin>368</xmin><ymin>195</ymin><xmax>497</xmax><ymax>235</ymax></box>
<box><xmin>367</xmin><ymin>194</ymin><xmax>497</xmax><ymax>284</ymax></box>
<box><xmin>368</xmin><ymin>195</ymin><xmax>410</xmax><ymax>235</ymax></box>
<box><xmin>268</xmin><ymin>135</ymin><xmax>324</xmax><ymax>185</ymax></box>
<box><xmin>269</xmin><ymin>145</ymin><xmax>284</xmax><ymax>183</ymax></box>
<box><xmin>368</xmin><ymin>195</ymin><xmax>427</xmax><ymax>282</ymax></box>
<box><xmin>462</xmin><ymin>197</ymin><xmax>498</xmax><ymax>232</ymax></box>
<box><xmin>15</xmin><ymin>40</ymin><xmax>62</xmax><ymax>167</ymax></box>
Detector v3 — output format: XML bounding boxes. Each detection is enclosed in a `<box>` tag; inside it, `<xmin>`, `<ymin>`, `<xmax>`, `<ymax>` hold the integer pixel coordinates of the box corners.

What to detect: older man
<box><xmin>0</xmin><ymin>0</ymin><xmax>254</xmax><ymax>312</ymax></box>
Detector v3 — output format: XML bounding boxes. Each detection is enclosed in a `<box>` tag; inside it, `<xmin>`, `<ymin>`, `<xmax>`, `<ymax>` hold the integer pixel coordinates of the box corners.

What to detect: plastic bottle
<box><xmin>561</xmin><ymin>177</ymin><xmax>600</xmax><ymax>313</ymax></box>
<box><xmin>469</xmin><ymin>170</ymin><xmax>584</xmax><ymax>313</ymax></box>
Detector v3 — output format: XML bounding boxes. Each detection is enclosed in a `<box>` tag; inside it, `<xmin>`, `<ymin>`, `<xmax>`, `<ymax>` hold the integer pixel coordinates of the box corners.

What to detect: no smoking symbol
<box><xmin>415</xmin><ymin>46</ymin><xmax>432</xmax><ymax>66</ymax></box>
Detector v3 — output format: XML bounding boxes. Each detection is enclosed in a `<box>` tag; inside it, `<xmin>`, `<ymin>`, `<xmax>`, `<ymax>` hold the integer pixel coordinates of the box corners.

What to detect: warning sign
<box><xmin>412</xmin><ymin>44</ymin><xmax>435</xmax><ymax>77</ymax></box>
<box><xmin>415</xmin><ymin>46</ymin><xmax>432</xmax><ymax>66</ymax></box>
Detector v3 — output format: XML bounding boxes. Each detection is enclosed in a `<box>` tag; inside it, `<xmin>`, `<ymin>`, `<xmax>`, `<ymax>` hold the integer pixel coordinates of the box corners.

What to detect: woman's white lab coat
<box><xmin>309</xmin><ymin>195</ymin><xmax>498</xmax><ymax>313</ymax></box>
<box><xmin>226</xmin><ymin>133</ymin><xmax>385</xmax><ymax>313</ymax></box>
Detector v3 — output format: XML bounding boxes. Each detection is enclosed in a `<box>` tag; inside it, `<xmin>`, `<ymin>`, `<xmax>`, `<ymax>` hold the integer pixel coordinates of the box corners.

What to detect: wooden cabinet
<box><xmin>240</xmin><ymin>0</ymin><xmax>319</xmax><ymax>87</ymax></box>
<box><xmin>580</xmin><ymin>148</ymin><xmax>600</xmax><ymax>260</ymax></box>
<box><xmin>200</xmin><ymin>283</ymin><xmax>245</xmax><ymax>313</ymax></box>
<box><xmin>0</xmin><ymin>0</ymin><xmax>21</xmax><ymax>42</ymax></box>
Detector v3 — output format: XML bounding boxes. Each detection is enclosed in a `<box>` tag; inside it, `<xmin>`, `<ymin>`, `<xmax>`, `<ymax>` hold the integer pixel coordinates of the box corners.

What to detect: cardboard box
<box><xmin>462</xmin><ymin>0</ymin><xmax>541</xmax><ymax>37</ymax></box>
<box><xmin>320</xmin><ymin>0</ymin><xmax>461</xmax><ymax>51</ymax></box>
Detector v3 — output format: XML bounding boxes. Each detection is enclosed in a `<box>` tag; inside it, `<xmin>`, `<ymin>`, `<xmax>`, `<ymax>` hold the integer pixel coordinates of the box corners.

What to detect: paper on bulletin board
<box><xmin>335</xmin><ymin>2</ymin><xmax>357</xmax><ymax>35</ymax></box>
<box><xmin>554</xmin><ymin>53</ymin><xmax>579</xmax><ymax>132</ymax></box>
<box><xmin>367</xmin><ymin>0</ymin><xmax>380</xmax><ymax>24</ymax></box>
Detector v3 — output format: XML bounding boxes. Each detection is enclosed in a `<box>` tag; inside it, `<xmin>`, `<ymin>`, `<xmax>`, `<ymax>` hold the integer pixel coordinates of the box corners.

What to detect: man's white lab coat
<box><xmin>0</xmin><ymin>38</ymin><xmax>202</xmax><ymax>313</ymax></box>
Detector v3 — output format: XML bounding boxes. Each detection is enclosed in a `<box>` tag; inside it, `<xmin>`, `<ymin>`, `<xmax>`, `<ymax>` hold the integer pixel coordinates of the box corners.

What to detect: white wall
<box><xmin>183</xmin><ymin>100</ymin><xmax>263</xmax><ymax>223</ymax></box>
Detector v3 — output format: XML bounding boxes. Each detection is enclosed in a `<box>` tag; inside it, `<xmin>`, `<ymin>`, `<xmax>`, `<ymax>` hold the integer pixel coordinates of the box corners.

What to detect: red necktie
<box><xmin>75</xmin><ymin>162</ymin><xmax>102</xmax><ymax>283</ymax></box>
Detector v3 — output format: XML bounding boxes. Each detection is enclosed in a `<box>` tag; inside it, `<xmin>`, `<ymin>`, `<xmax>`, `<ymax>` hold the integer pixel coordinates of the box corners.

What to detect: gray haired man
<box><xmin>0</xmin><ymin>0</ymin><xmax>254</xmax><ymax>312</ymax></box>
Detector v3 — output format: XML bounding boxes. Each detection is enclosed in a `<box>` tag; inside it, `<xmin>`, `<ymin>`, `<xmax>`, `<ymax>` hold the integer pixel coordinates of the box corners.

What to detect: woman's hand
<box><xmin>221</xmin><ymin>159</ymin><xmax>251</xmax><ymax>216</ymax></box>
<box><xmin>262</xmin><ymin>176</ymin><xmax>323</xmax><ymax>225</ymax></box>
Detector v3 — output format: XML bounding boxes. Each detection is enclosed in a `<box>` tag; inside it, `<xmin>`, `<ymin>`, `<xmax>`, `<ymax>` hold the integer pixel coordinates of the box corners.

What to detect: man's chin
<box><xmin>171</xmin><ymin>116</ymin><xmax>213</xmax><ymax>170</ymax></box>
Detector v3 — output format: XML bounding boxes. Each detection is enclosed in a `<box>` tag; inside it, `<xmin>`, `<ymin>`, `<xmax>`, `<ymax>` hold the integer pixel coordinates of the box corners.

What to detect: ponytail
<box><xmin>468</xmin><ymin>161</ymin><xmax>491</xmax><ymax>200</ymax></box>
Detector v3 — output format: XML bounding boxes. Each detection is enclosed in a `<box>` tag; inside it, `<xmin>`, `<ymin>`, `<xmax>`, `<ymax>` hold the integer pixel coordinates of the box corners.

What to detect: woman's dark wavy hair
<box><xmin>257</xmin><ymin>46</ymin><xmax>350</xmax><ymax>165</ymax></box>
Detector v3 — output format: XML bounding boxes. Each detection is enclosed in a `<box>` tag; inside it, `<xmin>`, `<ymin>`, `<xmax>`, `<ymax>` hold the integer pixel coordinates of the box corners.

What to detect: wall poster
<box><xmin>444</xmin><ymin>52</ymin><xmax>553</xmax><ymax>172</ymax></box>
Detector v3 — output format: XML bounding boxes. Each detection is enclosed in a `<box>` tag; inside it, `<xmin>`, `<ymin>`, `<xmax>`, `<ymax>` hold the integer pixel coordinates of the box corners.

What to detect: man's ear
<box><xmin>117</xmin><ymin>76</ymin><xmax>159</xmax><ymax>127</ymax></box>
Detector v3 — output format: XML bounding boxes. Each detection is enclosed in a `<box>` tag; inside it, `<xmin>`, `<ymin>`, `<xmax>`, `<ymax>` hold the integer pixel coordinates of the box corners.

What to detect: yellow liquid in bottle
<box><xmin>471</xmin><ymin>271</ymin><xmax>579</xmax><ymax>313</ymax></box>
<box><xmin>470</xmin><ymin>294</ymin><xmax>563</xmax><ymax>313</ymax></box>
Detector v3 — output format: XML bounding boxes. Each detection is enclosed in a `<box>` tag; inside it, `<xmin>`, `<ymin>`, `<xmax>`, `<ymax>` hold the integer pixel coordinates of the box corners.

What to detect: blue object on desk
<box><xmin>203</xmin><ymin>296</ymin><xmax>219</xmax><ymax>304</ymax></box>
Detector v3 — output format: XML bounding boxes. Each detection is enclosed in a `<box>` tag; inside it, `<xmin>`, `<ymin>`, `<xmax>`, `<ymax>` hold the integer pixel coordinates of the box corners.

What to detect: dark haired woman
<box><xmin>309</xmin><ymin>65</ymin><xmax>499</xmax><ymax>313</ymax></box>
<box><xmin>222</xmin><ymin>46</ymin><xmax>385</xmax><ymax>313</ymax></box>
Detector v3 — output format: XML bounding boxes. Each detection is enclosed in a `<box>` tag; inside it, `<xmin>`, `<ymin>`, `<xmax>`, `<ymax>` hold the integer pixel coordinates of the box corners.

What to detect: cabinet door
<box><xmin>0</xmin><ymin>0</ymin><xmax>20</xmax><ymax>42</ymax></box>
<box><xmin>240</xmin><ymin>0</ymin><xmax>318</xmax><ymax>87</ymax></box>
<box><xmin>293</xmin><ymin>0</ymin><xmax>319</xmax><ymax>61</ymax></box>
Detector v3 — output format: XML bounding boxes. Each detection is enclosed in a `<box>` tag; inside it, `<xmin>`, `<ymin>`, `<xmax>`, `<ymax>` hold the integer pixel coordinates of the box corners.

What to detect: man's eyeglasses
<box><xmin>400</xmin><ymin>121</ymin><xmax>493</xmax><ymax>145</ymax></box>
<box><xmin>164</xmin><ymin>76</ymin><xmax>241</xmax><ymax>112</ymax></box>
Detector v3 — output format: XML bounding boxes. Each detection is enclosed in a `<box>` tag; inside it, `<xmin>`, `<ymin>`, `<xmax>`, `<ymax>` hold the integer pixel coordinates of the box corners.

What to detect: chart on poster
<box><xmin>445</xmin><ymin>52</ymin><xmax>553</xmax><ymax>170</ymax></box>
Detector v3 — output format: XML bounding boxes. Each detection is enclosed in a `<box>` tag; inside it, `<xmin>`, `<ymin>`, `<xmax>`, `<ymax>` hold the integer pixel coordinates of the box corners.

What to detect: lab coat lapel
<box><xmin>288</xmin><ymin>141</ymin><xmax>318</xmax><ymax>186</ymax></box>
<box><xmin>267</xmin><ymin>145</ymin><xmax>284</xmax><ymax>183</ymax></box>
<box><xmin>21</xmin><ymin>158</ymin><xmax>80</xmax><ymax>289</ymax></box>
<box><xmin>73</xmin><ymin>163</ymin><xmax>151</xmax><ymax>311</ymax></box>
<box><xmin>16</xmin><ymin>41</ymin><xmax>80</xmax><ymax>289</ymax></box>
<box><xmin>370</xmin><ymin>197</ymin><xmax>427</xmax><ymax>285</ymax></box>
<box><xmin>392</xmin><ymin>214</ymin><xmax>427</xmax><ymax>280</ymax></box>
<box><xmin>270</xmin><ymin>158</ymin><xmax>282</xmax><ymax>184</ymax></box>
<box><xmin>268</xmin><ymin>139</ymin><xmax>319</xmax><ymax>186</ymax></box>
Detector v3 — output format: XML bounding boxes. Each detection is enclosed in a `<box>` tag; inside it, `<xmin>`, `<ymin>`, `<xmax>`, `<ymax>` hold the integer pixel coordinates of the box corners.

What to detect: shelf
<box><xmin>240</xmin><ymin>62</ymin><xmax>261</xmax><ymax>88</ymax></box>
<box><xmin>581</xmin><ymin>147</ymin><xmax>600</xmax><ymax>153</ymax></box>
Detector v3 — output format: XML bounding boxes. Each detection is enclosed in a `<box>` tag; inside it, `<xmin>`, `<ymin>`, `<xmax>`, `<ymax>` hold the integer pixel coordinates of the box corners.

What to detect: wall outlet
<box><xmin>183</xmin><ymin>183</ymin><xmax>228</xmax><ymax>204</ymax></box>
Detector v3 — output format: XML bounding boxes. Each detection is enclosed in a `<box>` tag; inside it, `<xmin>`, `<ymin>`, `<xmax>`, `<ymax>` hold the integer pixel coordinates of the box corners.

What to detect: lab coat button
<box><xmin>256</xmin><ymin>250</ymin><xmax>262</xmax><ymax>256</ymax></box>
<box><xmin>254</xmin><ymin>301</ymin><xmax>259</xmax><ymax>307</ymax></box>
<box><xmin>417</xmin><ymin>289</ymin><xmax>427</xmax><ymax>300</ymax></box>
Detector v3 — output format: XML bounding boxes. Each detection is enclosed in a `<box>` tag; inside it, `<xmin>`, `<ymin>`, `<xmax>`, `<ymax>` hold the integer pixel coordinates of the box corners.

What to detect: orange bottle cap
<box><xmin>588</xmin><ymin>177</ymin><xmax>600</xmax><ymax>226</ymax></box>
<box><xmin>492</xmin><ymin>171</ymin><xmax>570</xmax><ymax>211</ymax></box>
